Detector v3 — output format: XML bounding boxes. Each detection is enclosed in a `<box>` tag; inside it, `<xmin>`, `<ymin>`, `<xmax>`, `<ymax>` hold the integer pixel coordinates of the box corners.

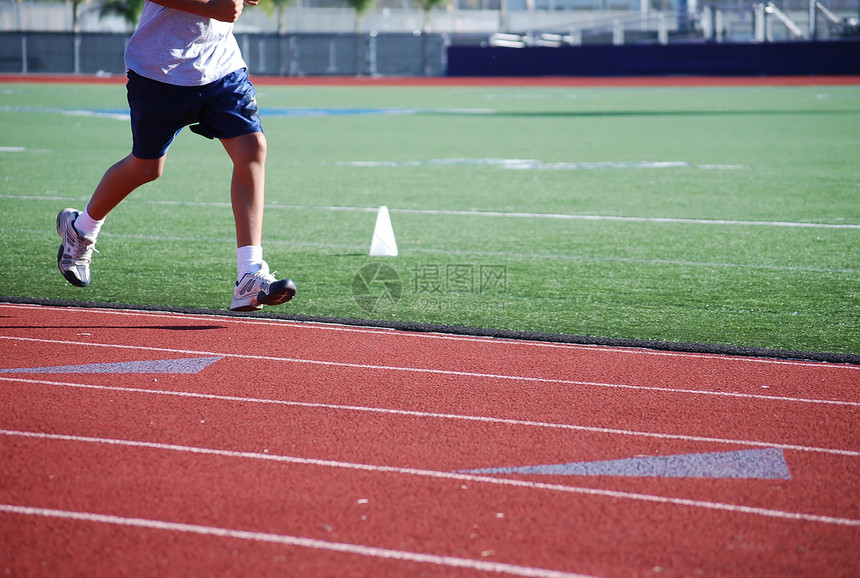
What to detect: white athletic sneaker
<box><xmin>230</xmin><ymin>261</ymin><xmax>297</xmax><ymax>312</ymax></box>
<box><xmin>56</xmin><ymin>208</ymin><xmax>96</xmax><ymax>287</ymax></box>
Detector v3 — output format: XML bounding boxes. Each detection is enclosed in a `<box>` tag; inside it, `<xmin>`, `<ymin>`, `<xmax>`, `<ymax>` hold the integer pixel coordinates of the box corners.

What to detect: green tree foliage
<box><xmin>255</xmin><ymin>0</ymin><xmax>294</xmax><ymax>35</ymax></box>
<box><xmin>100</xmin><ymin>0</ymin><xmax>145</xmax><ymax>26</ymax></box>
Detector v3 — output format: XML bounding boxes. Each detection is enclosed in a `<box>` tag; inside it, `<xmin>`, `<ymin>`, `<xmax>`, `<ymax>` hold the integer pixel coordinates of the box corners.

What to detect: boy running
<box><xmin>56</xmin><ymin>0</ymin><xmax>296</xmax><ymax>311</ymax></box>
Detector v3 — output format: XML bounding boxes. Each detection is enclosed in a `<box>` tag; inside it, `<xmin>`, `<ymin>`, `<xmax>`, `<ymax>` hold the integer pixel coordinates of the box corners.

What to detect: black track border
<box><xmin>4</xmin><ymin>296</ymin><xmax>858</xmax><ymax>365</ymax></box>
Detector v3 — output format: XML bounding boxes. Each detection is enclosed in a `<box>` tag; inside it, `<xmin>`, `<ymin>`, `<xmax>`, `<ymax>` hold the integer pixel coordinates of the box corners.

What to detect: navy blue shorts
<box><xmin>126</xmin><ymin>68</ymin><xmax>263</xmax><ymax>159</ymax></box>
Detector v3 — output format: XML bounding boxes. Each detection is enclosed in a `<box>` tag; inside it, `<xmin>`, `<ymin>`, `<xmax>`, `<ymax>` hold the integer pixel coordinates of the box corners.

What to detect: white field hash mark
<box><xmin>2</xmin><ymin>193</ymin><xmax>858</xmax><ymax>230</ymax></box>
<box><xmin>4</xmin><ymin>227</ymin><xmax>855</xmax><ymax>274</ymax></box>
<box><xmin>2</xmin><ymin>430</ymin><xmax>859</xmax><ymax>527</ymax></box>
<box><xmin>0</xmin><ymin>503</ymin><xmax>593</xmax><ymax>578</ymax></box>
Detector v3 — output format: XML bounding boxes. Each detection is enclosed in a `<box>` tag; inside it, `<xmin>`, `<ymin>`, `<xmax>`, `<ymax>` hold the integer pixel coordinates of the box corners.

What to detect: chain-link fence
<box><xmin>0</xmin><ymin>31</ymin><xmax>448</xmax><ymax>76</ymax></box>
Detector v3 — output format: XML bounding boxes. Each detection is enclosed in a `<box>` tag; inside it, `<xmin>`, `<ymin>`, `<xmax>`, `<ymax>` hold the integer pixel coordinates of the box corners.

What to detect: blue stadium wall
<box><xmin>447</xmin><ymin>40</ymin><xmax>860</xmax><ymax>76</ymax></box>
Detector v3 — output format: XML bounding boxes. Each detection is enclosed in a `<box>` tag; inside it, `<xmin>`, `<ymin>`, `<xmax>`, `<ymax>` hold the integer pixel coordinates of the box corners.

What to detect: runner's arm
<box><xmin>150</xmin><ymin>0</ymin><xmax>257</xmax><ymax>23</ymax></box>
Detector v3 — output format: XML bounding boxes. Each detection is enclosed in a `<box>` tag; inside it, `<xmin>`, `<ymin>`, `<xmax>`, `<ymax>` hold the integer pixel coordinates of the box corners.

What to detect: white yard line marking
<box><xmin>389</xmin><ymin>208</ymin><xmax>860</xmax><ymax>230</ymax></box>
<box><xmin>3</xmin><ymin>302</ymin><xmax>857</xmax><ymax>371</ymax></box>
<box><xmin>0</xmin><ymin>335</ymin><xmax>857</xmax><ymax>406</ymax></box>
<box><xmin>1</xmin><ymin>376</ymin><xmax>857</xmax><ymax>457</ymax></box>
<box><xmin>5</xmin><ymin>228</ymin><xmax>858</xmax><ymax>272</ymax></box>
<box><xmin>0</xmin><ymin>503</ymin><xmax>593</xmax><ymax>578</ymax></box>
<box><xmin>2</xmin><ymin>430</ymin><xmax>859</xmax><ymax>526</ymax></box>
<box><xmin>332</xmin><ymin>159</ymin><xmax>693</xmax><ymax>170</ymax></box>
<box><xmin>2</xmin><ymin>193</ymin><xmax>857</xmax><ymax>229</ymax></box>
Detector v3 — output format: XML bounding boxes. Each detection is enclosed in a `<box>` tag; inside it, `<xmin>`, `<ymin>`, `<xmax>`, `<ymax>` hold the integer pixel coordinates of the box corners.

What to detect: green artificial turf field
<box><xmin>1</xmin><ymin>81</ymin><xmax>858</xmax><ymax>354</ymax></box>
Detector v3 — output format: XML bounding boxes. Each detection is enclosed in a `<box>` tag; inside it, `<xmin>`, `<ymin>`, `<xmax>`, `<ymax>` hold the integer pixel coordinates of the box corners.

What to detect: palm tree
<box><xmin>346</xmin><ymin>0</ymin><xmax>375</xmax><ymax>35</ymax></box>
<box><xmin>419</xmin><ymin>0</ymin><xmax>447</xmax><ymax>33</ymax></box>
<box><xmin>419</xmin><ymin>0</ymin><xmax>448</xmax><ymax>75</ymax></box>
<box><xmin>345</xmin><ymin>0</ymin><xmax>374</xmax><ymax>74</ymax></box>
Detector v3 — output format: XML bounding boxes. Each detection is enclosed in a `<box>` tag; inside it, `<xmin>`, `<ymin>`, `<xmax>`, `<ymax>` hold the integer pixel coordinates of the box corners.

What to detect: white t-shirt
<box><xmin>124</xmin><ymin>1</ymin><xmax>247</xmax><ymax>86</ymax></box>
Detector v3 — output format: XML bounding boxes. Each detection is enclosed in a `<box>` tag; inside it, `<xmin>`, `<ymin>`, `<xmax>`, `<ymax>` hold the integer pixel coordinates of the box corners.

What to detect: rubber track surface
<box><xmin>1</xmin><ymin>302</ymin><xmax>858</xmax><ymax>576</ymax></box>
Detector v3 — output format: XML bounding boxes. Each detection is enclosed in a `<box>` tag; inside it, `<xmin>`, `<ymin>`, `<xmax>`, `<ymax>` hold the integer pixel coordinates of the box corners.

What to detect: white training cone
<box><xmin>369</xmin><ymin>206</ymin><xmax>398</xmax><ymax>257</ymax></box>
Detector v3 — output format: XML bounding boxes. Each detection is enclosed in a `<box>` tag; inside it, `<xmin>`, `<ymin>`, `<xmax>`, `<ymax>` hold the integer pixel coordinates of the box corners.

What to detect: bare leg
<box><xmin>222</xmin><ymin>131</ymin><xmax>295</xmax><ymax>311</ymax></box>
<box><xmin>87</xmin><ymin>154</ymin><xmax>166</xmax><ymax>220</ymax></box>
<box><xmin>57</xmin><ymin>153</ymin><xmax>164</xmax><ymax>287</ymax></box>
<box><xmin>221</xmin><ymin>131</ymin><xmax>267</xmax><ymax>248</ymax></box>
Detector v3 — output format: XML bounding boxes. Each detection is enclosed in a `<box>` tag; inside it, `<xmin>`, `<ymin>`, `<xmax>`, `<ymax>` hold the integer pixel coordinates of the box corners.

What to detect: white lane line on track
<box><xmin>0</xmin><ymin>504</ymin><xmax>593</xmax><ymax>578</ymax></box>
<box><xmin>3</xmin><ymin>430</ymin><xmax>859</xmax><ymax>527</ymax></box>
<box><xmin>1</xmin><ymin>335</ymin><xmax>858</xmax><ymax>407</ymax></box>
<box><xmin>1</xmin><ymin>376</ymin><xmax>857</xmax><ymax>457</ymax></box>
<box><xmin>3</xmin><ymin>303</ymin><xmax>857</xmax><ymax>370</ymax></box>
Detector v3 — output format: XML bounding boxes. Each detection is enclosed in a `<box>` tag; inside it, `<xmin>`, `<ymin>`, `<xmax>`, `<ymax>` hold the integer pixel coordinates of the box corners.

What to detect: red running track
<box><xmin>1</xmin><ymin>303</ymin><xmax>858</xmax><ymax>576</ymax></box>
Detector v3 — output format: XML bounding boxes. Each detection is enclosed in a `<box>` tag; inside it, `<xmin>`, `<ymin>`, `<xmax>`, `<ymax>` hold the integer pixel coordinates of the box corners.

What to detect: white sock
<box><xmin>237</xmin><ymin>245</ymin><xmax>263</xmax><ymax>280</ymax></box>
<box><xmin>75</xmin><ymin>207</ymin><xmax>105</xmax><ymax>242</ymax></box>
